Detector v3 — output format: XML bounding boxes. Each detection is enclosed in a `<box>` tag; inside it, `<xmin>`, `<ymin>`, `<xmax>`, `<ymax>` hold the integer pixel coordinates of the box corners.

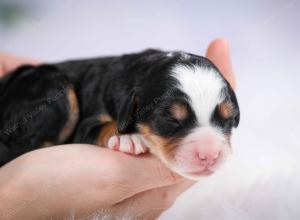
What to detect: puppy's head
<box><xmin>118</xmin><ymin>52</ymin><xmax>240</xmax><ymax>180</ymax></box>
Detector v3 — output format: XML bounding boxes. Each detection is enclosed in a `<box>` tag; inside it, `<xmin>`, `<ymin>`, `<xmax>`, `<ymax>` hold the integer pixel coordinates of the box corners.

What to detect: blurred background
<box><xmin>1</xmin><ymin>0</ymin><xmax>299</xmax><ymax>219</ymax></box>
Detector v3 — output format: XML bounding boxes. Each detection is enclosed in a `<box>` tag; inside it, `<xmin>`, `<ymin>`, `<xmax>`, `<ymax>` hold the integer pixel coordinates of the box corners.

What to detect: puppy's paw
<box><xmin>108</xmin><ymin>134</ymin><xmax>148</xmax><ymax>155</ymax></box>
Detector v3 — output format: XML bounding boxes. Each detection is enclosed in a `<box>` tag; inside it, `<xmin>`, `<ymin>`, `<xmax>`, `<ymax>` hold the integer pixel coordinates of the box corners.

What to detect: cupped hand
<box><xmin>0</xmin><ymin>145</ymin><xmax>184</xmax><ymax>219</ymax></box>
<box><xmin>0</xmin><ymin>52</ymin><xmax>39</xmax><ymax>77</ymax></box>
<box><xmin>0</xmin><ymin>40</ymin><xmax>236</xmax><ymax>220</ymax></box>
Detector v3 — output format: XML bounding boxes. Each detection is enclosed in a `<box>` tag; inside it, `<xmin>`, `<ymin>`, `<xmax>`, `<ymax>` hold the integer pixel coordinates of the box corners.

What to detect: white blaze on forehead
<box><xmin>172</xmin><ymin>64</ymin><xmax>225</xmax><ymax>126</ymax></box>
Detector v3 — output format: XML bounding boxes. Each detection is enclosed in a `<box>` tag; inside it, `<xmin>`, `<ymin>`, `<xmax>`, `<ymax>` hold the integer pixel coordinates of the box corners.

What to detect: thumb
<box><xmin>0</xmin><ymin>52</ymin><xmax>39</xmax><ymax>77</ymax></box>
<box><xmin>206</xmin><ymin>38</ymin><xmax>236</xmax><ymax>90</ymax></box>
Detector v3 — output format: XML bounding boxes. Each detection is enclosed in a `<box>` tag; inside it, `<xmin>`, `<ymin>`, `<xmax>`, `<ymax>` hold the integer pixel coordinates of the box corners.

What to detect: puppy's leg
<box><xmin>0</xmin><ymin>65</ymin><xmax>79</xmax><ymax>165</ymax></box>
<box><xmin>74</xmin><ymin>116</ymin><xmax>147</xmax><ymax>155</ymax></box>
<box><xmin>73</xmin><ymin>116</ymin><xmax>117</xmax><ymax>146</ymax></box>
<box><xmin>107</xmin><ymin>134</ymin><xmax>147</xmax><ymax>155</ymax></box>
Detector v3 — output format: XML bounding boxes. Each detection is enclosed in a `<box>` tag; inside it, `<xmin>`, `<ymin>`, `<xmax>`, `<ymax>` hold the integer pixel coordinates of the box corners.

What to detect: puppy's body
<box><xmin>0</xmin><ymin>49</ymin><xmax>239</xmax><ymax>179</ymax></box>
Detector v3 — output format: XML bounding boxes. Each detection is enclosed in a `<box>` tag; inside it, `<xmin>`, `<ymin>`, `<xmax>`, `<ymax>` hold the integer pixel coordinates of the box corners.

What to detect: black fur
<box><xmin>0</xmin><ymin>49</ymin><xmax>239</xmax><ymax>166</ymax></box>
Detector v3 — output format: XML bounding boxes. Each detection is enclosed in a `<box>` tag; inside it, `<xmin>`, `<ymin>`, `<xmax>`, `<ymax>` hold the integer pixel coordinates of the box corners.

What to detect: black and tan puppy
<box><xmin>0</xmin><ymin>49</ymin><xmax>239</xmax><ymax>179</ymax></box>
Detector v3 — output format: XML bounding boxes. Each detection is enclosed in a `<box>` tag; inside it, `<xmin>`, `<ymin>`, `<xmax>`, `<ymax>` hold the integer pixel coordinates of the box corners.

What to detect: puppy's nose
<box><xmin>197</xmin><ymin>150</ymin><xmax>221</xmax><ymax>167</ymax></box>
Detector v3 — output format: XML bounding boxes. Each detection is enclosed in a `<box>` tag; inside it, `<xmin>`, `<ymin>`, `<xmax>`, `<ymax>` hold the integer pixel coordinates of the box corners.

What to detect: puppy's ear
<box><xmin>233</xmin><ymin>109</ymin><xmax>240</xmax><ymax>128</ymax></box>
<box><xmin>226</xmin><ymin>86</ymin><xmax>240</xmax><ymax>128</ymax></box>
<box><xmin>231</xmin><ymin>95</ymin><xmax>240</xmax><ymax>128</ymax></box>
<box><xmin>117</xmin><ymin>90</ymin><xmax>138</xmax><ymax>134</ymax></box>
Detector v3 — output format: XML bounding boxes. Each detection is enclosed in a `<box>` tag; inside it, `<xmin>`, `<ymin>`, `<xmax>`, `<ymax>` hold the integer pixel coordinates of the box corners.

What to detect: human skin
<box><xmin>0</xmin><ymin>39</ymin><xmax>236</xmax><ymax>220</ymax></box>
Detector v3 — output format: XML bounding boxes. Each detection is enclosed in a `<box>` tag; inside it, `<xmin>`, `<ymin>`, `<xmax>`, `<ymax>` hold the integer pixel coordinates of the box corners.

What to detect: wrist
<box><xmin>0</xmin><ymin>159</ymin><xmax>50</xmax><ymax>219</ymax></box>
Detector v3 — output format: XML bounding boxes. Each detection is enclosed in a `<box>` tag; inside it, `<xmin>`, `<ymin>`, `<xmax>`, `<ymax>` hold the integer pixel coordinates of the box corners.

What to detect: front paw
<box><xmin>107</xmin><ymin>134</ymin><xmax>148</xmax><ymax>155</ymax></box>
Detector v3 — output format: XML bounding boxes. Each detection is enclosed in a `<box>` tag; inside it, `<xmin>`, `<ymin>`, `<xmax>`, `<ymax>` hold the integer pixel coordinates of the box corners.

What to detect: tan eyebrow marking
<box><xmin>98</xmin><ymin>114</ymin><xmax>113</xmax><ymax>123</ymax></box>
<box><xmin>170</xmin><ymin>102</ymin><xmax>188</xmax><ymax>121</ymax></box>
<box><xmin>218</xmin><ymin>101</ymin><xmax>234</xmax><ymax>119</ymax></box>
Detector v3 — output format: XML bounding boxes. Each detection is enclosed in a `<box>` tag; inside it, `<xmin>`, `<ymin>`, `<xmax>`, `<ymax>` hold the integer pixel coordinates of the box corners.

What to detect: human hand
<box><xmin>0</xmin><ymin>52</ymin><xmax>39</xmax><ymax>77</ymax></box>
<box><xmin>0</xmin><ymin>144</ymin><xmax>185</xmax><ymax>219</ymax></box>
<box><xmin>206</xmin><ymin>38</ymin><xmax>236</xmax><ymax>90</ymax></box>
<box><xmin>0</xmin><ymin>39</ymin><xmax>236</xmax><ymax>220</ymax></box>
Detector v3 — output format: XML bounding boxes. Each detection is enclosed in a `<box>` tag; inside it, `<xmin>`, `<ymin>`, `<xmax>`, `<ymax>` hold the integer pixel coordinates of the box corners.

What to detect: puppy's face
<box><xmin>136</xmin><ymin>62</ymin><xmax>240</xmax><ymax>180</ymax></box>
<box><xmin>117</xmin><ymin>54</ymin><xmax>240</xmax><ymax>180</ymax></box>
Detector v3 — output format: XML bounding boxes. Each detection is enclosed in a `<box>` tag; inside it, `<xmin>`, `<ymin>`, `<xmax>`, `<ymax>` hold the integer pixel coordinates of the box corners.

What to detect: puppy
<box><xmin>0</xmin><ymin>49</ymin><xmax>239</xmax><ymax>179</ymax></box>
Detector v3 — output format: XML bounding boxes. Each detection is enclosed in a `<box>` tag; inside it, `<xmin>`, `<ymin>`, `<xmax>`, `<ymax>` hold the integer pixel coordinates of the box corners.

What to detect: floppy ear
<box><xmin>233</xmin><ymin>109</ymin><xmax>240</xmax><ymax>128</ymax></box>
<box><xmin>231</xmin><ymin>95</ymin><xmax>240</xmax><ymax>128</ymax></box>
<box><xmin>226</xmin><ymin>86</ymin><xmax>240</xmax><ymax>128</ymax></box>
<box><xmin>117</xmin><ymin>90</ymin><xmax>138</xmax><ymax>134</ymax></box>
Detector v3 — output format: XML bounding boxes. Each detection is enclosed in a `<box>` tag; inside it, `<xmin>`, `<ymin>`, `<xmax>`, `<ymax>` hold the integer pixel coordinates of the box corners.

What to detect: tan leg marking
<box><xmin>58</xmin><ymin>88</ymin><xmax>79</xmax><ymax>143</ymax></box>
<box><xmin>96</xmin><ymin>121</ymin><xmax>118</xmax><ymax>147</ymax></box>
<box><xmin>39</xmin><ymin>141</ymin><xmax>55</xmax><ymax>148</ymax></box>
<box><xmin>98</xmin><ymin>114</ymin><xmax>113</xmax><ymax>124</ymax></box>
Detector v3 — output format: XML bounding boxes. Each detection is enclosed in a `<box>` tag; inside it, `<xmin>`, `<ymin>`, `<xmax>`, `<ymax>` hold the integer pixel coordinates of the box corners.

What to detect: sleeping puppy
<box><xmin>0</xmin><ymin>49</ymin><xmax>239</xmax><ymax>179</ymax></box>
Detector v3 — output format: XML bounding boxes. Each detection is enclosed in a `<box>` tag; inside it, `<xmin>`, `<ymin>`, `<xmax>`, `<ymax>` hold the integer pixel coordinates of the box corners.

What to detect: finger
<box><xmin>13</xmin><ymin>144</ymin><xmax>182</xmax><ymax>205</ymax></box>
<box><xmin>0</xmin><ymin>144</ymin><xmax>182</xmax><ymax>218</ymax></box>
<box><xmin>66</xmin><ymin>146</ymin><xmax>183</xmax><ymax>205</ymax></box>
<box><xmin>112</xmin><ymin>152</ymin><xmax>183</xmax><ymax>195</ymax></box>
<box><xmin>105</xmin><ymin>179</ymin><xmax>195</xmax><ymax>219</ymax></box>
<box><xmin>0</xmin><ymin>52</ymin><xmax>40</xmax><ymax>77</ymax></box>
<box><xmin>205</xmin><ymin>38</ymin><xmax>237</xmax><ymax>90</ymax></box>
